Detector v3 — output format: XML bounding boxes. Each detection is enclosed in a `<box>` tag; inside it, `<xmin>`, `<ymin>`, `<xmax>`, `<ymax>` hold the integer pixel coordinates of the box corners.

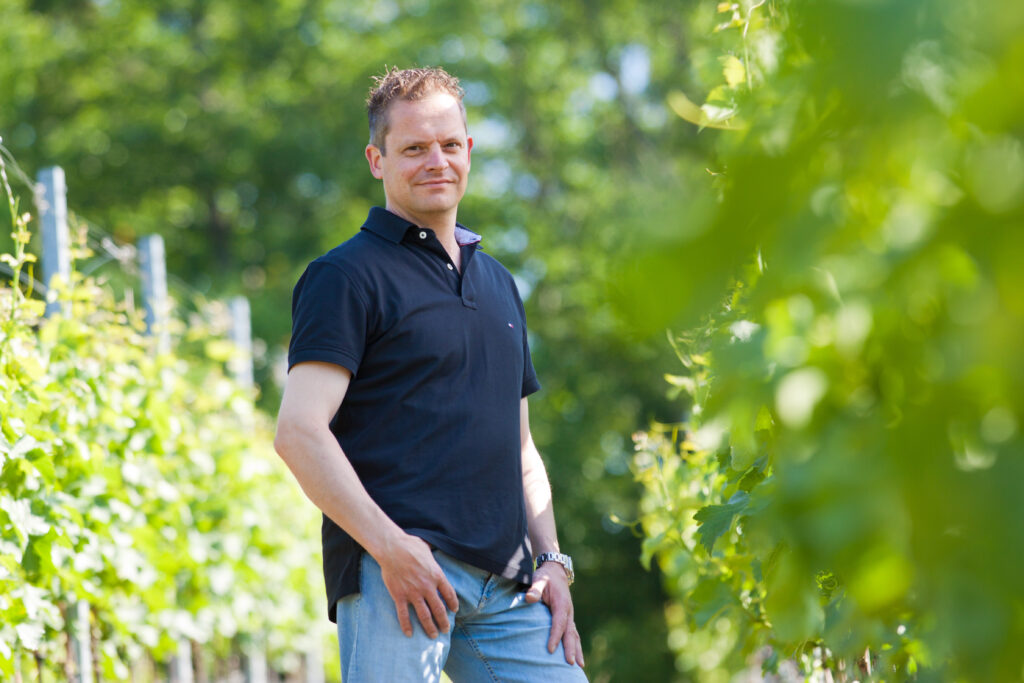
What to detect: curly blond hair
<box><xmin>366</xmin><ymin>66</ymin><xmax>466</xmax><ymax>154</ymax></box>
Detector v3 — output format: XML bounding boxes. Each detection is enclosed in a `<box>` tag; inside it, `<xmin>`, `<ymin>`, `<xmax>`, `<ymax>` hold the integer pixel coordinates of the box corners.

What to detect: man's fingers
<box><xmin>412</xmin><ymin>598</ymin><xmax>440</xmax><ymax>639</ymax></box>
<box><xmin>440</xmin><ymin>579</ymin><xmax>459</xmax><ymax>614</ymax></box>
<box><xmin>378</xmin><ymin>537</ymin><xmax>460</xmax><ymax>639</ymax></box>
<box><xmin>426</xmin><ymin>592</ymin><xmax>451</xmax><ymax>635</ymax></box>
<box><xmin>526</xmin><ymin>575</ymin><xmax>548</xmax><ymax>603</ymax></box>
<box><xmin>395</xmin><ymin>602</ymin><xmax>413</xmax><ymax>637</ymax></box>
<box><xmin>547</xmin><ymin>605</ymin><xmax>569</xmax><ymax>654</ymax></box>
<box><xmin>563</xmin><ymin>624</ymin><xmax>584</xmax><ymax>666</ymax></box>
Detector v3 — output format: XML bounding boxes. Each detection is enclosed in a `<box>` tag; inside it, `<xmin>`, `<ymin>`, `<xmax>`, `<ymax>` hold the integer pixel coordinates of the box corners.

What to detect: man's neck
<box><xmin>385</xmin><ymin>203</ymin><xmax>457</xmax><ymax>239</ymax></box>
<box><xmin>386</xmin><ymin>203</ymin><xmax>462</xmax><ymax>269</ymax></box>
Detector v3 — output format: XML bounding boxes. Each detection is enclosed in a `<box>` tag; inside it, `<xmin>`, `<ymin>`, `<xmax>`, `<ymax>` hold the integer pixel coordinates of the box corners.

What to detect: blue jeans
<box><xmin>337</xmin><ymin>549</ymin><xmax>589</xmax><ymax>682</ymax></box>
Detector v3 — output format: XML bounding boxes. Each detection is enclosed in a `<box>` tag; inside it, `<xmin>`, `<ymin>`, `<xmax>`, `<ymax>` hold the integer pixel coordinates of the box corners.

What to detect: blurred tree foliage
<box><xmin>632</xmin><ymin>0</ymin><xmax>1024</xmax><ymax>681</ymax></box>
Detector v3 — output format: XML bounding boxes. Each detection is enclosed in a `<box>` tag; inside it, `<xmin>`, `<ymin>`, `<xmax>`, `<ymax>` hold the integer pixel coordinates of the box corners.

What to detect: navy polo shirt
<box><xmin>288</xmin><ymin>207</ymin><xmax>541</xmax><ymax>622</ymax></box>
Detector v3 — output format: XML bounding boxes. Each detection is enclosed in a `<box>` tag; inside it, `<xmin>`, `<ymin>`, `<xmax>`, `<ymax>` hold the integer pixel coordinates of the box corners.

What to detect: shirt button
<box><xmin>447</xmin><ymin>263</ymin><xmax>454</xmax><ymax>271</ymax></box>
<box><xmin>419</xmin><ymin>231</ymin><xmax>427</xmax><ymax>239</ymax></box>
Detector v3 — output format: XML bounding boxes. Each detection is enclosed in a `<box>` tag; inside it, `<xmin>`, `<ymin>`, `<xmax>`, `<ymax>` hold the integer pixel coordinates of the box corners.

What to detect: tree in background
<box><xmin>633</xmin><ymin>0</ymin><xmax>1024</xmax><ymax>680</ymax></box>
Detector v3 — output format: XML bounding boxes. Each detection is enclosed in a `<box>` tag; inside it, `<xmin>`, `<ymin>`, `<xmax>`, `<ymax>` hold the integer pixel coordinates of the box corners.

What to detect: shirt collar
<box><xmin>361</xmin><ymin>207</ymin><xmax>482</xmax><ymax>246</ymax></box>
<box><xmin>455</xmin><ymin>225</ymin><xmax>482</xmax><ymax>246</ymax></box>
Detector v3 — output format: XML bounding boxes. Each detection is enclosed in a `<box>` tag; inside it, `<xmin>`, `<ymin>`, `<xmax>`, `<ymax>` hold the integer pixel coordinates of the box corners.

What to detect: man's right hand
<box><xmin>376</xmin><ymin>533</ymin><xmax>459</xmax><ymax>639</ymax></box>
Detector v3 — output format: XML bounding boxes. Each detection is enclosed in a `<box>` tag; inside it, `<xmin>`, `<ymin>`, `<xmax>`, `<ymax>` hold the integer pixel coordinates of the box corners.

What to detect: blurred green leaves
<box><xmin>633</xmin><ymin>0</ymin><xmax>1024</xmax><ymax>680</ymax></box>
<box><xmin>0</xmin><ymin>171</ymin><xmax>323</xmax><ymax>677</ymax></box>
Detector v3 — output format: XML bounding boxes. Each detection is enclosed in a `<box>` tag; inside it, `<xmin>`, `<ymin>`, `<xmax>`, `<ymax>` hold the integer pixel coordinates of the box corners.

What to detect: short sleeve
<box><xmin>288</xmin><ymin>261</ymin><xmax>369</xmax><ymax>376</ymax></box>
<box><xmin>521</xmin><ymin>329</ymin><xmax>540</xmax><ymax>397</ymax></box>
<box><xmin>513</xmin><ymin>282</ymin><xmax>541</xmax><ymax>398</ymax></box>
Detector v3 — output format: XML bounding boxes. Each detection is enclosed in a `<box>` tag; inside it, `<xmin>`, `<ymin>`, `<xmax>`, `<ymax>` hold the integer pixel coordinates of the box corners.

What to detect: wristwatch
<box><xmin>535</xmin><ymin>552</ymin><xmax>574</xmax><ymax>586</ymax></box>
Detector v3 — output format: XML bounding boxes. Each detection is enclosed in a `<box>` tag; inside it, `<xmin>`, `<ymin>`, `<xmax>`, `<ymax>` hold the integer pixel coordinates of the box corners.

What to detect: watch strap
<box><xmin>535</xmin><ymin>552</ymin><xmax>574</xmax><ymax>586</ymax></box>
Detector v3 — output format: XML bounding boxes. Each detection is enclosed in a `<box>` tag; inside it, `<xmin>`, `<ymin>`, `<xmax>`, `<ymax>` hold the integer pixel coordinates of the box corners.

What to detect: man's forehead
<box><xmin>386</xmin><ymin>95</ymin><xmax>468</xmax><ymax>139</ymax></box>
<box><xmin>389</xmin><ymin>93</ymin><xmax>463</xmax><ymax>119</ymax></box>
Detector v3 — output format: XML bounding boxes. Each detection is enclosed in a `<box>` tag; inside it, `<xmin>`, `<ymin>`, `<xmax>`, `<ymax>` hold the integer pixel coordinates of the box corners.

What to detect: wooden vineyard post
<box><xmin>37</xmin><ymin>166</ymin><xmax>70</xmax><ymax>318</ymax></box>
<box><xmin>228</xmin><ymin>295</ymin><xmax>254</xmax><ymax>389</ymax></box>
<box><xmin>138</xmin><ymin>233</ymin><xmax>170</xmax><ymax>352</ymax></box>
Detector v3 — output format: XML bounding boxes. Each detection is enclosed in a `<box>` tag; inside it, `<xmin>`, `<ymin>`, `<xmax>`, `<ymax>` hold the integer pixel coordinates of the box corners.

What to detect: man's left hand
<box><xmin>525</xmin><ymin>562</ymin><xmax>585</xmax><ymax>667</ymax></box>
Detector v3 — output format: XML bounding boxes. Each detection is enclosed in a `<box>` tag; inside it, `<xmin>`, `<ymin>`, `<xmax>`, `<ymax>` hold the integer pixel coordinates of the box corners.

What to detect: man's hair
<box><xmin>366</xmin><ymin>66</ymin><xmax>466</xmax><ymax>155</ymax></box>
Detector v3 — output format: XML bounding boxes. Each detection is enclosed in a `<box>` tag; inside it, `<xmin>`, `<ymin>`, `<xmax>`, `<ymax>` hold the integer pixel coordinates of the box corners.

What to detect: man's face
<box><xmin>365</xmin><ymin>92</ymin><xmax>473</xmax><ymax>227</ymax></box>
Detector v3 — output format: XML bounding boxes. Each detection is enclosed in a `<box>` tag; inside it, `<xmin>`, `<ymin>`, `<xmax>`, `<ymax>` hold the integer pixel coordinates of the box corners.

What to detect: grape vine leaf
<box><xmin>640</xmin><ymin>531</ymin><xmax>667</xmax><ymax>570</ymax></box>
<box><xmin>0</xmin><ymin>638</ymin><xmax>13</xmax><ymax>679</ymax></box>
<box><xmin>688</xmin><ymin>576</ymin><xmax>739</xmax><ymax>628</ymax></box>
<box><xmin>738</xmin><ymin>466</ymin><xmax>765</xmax><ymax>492</ymax></box>
<box><xmin>22</xmin><ymin>528</ymin><xmax>58</xmax><ymax>579</ymax></box>
<box><xmin>15</xmin><ymin>622</ymin><xmax>44</xmax><ymax>650</ymax></box>
<box><xmin>694</xmin><ymin>491</ymin><xmax>749</xmax><ymax>553</ymax></box>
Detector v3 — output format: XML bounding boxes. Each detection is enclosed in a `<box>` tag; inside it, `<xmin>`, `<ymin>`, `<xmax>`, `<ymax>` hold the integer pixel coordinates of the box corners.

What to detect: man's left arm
<box><xmin>521</xmin><ymin>397</ymin><xmax>585</xmax><ymax>668</ymax></box>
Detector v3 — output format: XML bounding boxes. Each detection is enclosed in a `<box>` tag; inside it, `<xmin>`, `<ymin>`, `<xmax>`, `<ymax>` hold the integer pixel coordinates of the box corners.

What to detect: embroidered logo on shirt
<box><xmin>508</xmin><ymin>322</ymin><xmax>515</xmax><ymax>329</ymax></box>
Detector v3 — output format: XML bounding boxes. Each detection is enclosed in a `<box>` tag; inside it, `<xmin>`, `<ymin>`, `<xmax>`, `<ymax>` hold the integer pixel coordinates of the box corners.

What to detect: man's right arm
<box><xmin>273</xmin><ymin>361</ymin><xmax>458</xmax><ymax>637</ymax></box>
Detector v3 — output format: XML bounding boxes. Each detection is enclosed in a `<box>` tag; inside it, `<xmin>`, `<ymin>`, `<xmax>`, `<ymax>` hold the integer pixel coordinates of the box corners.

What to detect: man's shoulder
<box><xmin>473</xmin><ymin>249</ymin><xmax>518</xmax><ymax>285</ymax></box>
<box><xmin>473</xmin><ymin>248</ymin><xmax>511</xmax><ymax>273</ymax></box>
<box><xmin>308</xmin><ymin>229</ymin><xmax>393</xmax><ymax>274</ymax></box>
<box><xmin>293</xmin><ymin>231</ymin><xmax>394</xmax><ymax>301</ymax></box>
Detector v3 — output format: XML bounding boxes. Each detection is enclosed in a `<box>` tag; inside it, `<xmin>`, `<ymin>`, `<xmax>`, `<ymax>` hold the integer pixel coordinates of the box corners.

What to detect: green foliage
<box><xmin>634</xmin><ymin>0</ymin><xmax>1024</xmax><ymax>680</ymax></box>
<box><xmin>0</xmin><ymin>157</ymin><xmax>325</xmax><ymax>679</ymax></box>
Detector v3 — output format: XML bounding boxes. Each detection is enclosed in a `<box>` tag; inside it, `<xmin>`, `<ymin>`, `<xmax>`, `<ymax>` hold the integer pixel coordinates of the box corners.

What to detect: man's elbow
<box><xmin>274</xmin><ymin>414</ymin><xmax>308</xmax><ymax>462</ymax></box>
<box><xmin>273</xmin><ymin>423</ymin><xmax>291</xmax><ymax>460</ymax></box>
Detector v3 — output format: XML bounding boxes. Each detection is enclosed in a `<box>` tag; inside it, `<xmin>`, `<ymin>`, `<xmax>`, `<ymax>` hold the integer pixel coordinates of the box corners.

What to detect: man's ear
<box><xmin>467</xmin><ymin>136</ymin><xmax>473</xmax><ymax>163</ymax></box>
<box><xmin>366</xmin><ymin>145</ymin><xmax>384</xmax><ymax>179</ymax></box>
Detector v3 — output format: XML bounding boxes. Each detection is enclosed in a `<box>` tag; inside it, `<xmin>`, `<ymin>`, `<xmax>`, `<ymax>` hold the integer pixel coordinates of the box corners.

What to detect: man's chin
<box><xmin>412</xmin><ymin>195</ymin><xmax>463</xmax><ymax>214</ymax></box>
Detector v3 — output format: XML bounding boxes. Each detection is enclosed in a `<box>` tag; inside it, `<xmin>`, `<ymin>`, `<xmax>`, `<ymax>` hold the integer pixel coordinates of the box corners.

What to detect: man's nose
<box><xmin>424</xmin><ymin>143</ymin><xmax>448</xmax><ymax>170</ymax></box>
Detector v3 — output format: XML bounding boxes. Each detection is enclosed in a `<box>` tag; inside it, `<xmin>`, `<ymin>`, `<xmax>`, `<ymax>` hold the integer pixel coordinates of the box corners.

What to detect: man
<box><xmin>274</xmin><ymin>66</ymin><xmax>587</xmax><ymax>681</ymax></box>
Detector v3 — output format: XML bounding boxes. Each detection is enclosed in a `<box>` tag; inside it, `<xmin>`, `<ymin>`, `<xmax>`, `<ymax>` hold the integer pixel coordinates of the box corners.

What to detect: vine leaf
<box><xmin>0</xmin><ymin>639</ymin><xmax>13</xmax><ymax>679</ymax></box>
<box><xmin>667</xmin><ymin>90</ymin><xmax>747</xmax><ymax>130</ymax></box>
<box><xmin>15</xmin><ymin>622</ymin><xmax>43</xmax><ymax>650</ymax></box>
<box><xmin>689</xmin><ymin>577</ymin><xmax>738</xmax><ymax>628</ymax></box>
<box><xmin>640</xmin><ymin>531</ymin><xmax>667</xmax><ymax>570</ymax></box>
<box><xmin>694</xmin><ymin>491</ymin><xmax>749</xmax><ymax>553</ymax></box>
<box><xmin>22</xmin><ymin>528</ymin><xmax>59</xmax><ymax>579</ymax></box>
<box><xmin>738</xmin><ymin>466</ymin><xmax>765</xmax><ymax>492</ymax></box>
